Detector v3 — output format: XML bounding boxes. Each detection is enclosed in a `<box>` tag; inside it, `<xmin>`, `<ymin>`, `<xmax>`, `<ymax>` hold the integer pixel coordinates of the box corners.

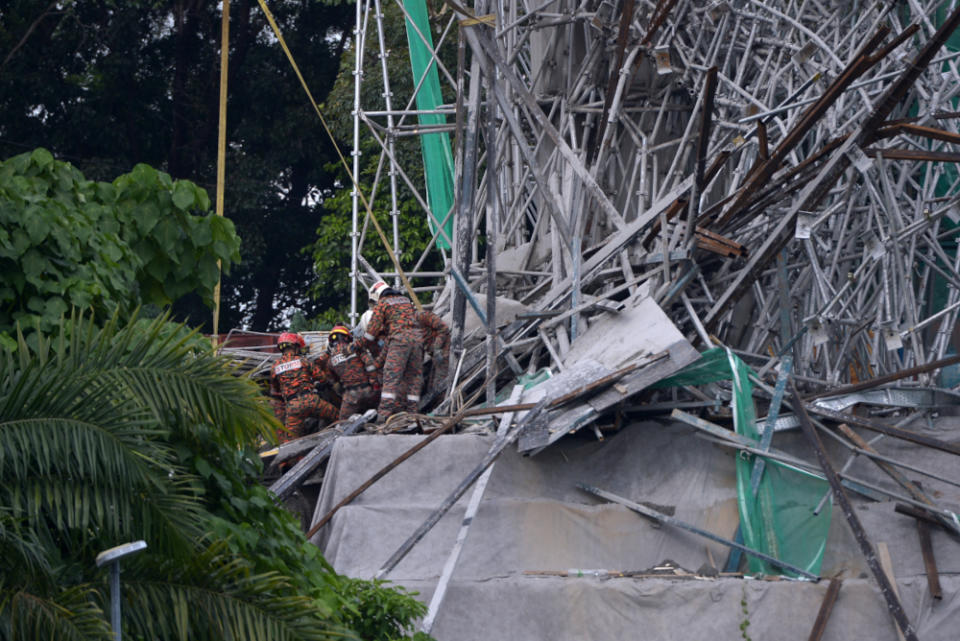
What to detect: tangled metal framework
<box><xmin>349</xmin><ymin>0</ymin><xmax>960</xmax><ymax>399</ymax></box>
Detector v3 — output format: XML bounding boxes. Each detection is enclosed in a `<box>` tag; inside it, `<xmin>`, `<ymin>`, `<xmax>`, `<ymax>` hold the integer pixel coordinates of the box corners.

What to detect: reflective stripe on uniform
<box><xmin>365</xmin><ymin>365</ymin><xmax>376</xmax><ymax>371</ymax></box>
<box><xmin>273</xmin><ymin>358</ymin><xmax>303</xmax><ymax>374</ymax></box>
<box><xmin>381</xmin><ymin>392</ymin><xmax>397</xmax><ymax>399</ymax></box>
<box><xmin>364</xmin><ymin>332</ymin><xmax>375</xmax><ymax>341</ymax></box>
<box><xmin>406</xmin><ymin>395</ymin><xmax>420</xmax><ymax>402</ymax></box>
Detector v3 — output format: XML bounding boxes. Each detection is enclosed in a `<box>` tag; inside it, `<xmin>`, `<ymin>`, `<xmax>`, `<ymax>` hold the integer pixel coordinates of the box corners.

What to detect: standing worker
<box><xmin>359</xmin><ymin>281</ymin><xmax>424</xmax><ymax>419</ymax></box>
<box><xmin>419</xmin><ymin>309</ymin><xmax>451</xmax><ymax>399</ymax></box>
<box><xmin>269</xmin><ymin>332</ymin><xmax>338</xmax><ymax>441</ymax></box>
<box><xmin>325</xmin><ymin>324</ymin><xmax>380</xmax><ymax>419</ymax></box>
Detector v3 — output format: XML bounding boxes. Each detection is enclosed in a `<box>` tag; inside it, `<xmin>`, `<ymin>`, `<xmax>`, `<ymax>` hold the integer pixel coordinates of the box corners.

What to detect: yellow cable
<box><xmin>213</xmin><ymin>0</ymin><xmax>230</xmax><ymax>350</ymax></box>
<box><xmin>255</xmin><ymin>0</ymin><xmax>422</xmax><ymax>311</ymax></box>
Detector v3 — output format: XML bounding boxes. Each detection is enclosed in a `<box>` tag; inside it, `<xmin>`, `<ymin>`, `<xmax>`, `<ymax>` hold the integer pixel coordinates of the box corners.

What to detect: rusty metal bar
<box><xmin>791</xmin><ymin>382</ymin><xmax>918</xmax><ymax>641</ymax></box>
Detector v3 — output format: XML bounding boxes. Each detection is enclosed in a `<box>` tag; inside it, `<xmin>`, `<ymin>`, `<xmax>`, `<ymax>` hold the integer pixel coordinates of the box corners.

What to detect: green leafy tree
<box><xmin>0</xmin><ymin>0</ymin><xmax>353</xmax><ymax>330</ymax></box>
<box><xmin>0</xmin><ymin>149</ymin><xmax>240</xmax><ymax>348</ymax></box>
<box><xmin>0</xmin><ymin>311</ymin><xmax>428</xmax><ymax>640</ymax></box>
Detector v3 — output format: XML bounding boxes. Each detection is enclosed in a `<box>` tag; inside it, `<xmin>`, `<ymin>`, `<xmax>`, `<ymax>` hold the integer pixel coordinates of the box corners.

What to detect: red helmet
<box><xmin>277</xmin><ymin>332</ymin><xmax>302</xmax><ymax>350</ymax></box>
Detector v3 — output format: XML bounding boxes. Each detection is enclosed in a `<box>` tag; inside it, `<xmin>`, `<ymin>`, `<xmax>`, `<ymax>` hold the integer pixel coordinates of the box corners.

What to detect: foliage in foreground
<box><xmin>0</xmin><ymin>312</ymin><xmax>427</xmax><ymax>640</ymax></box>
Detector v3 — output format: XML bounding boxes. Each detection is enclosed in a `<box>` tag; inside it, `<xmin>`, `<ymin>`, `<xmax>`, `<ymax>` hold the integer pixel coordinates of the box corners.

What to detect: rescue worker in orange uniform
<box><xmin>269</xmin><ymin>332</ymin><xmax>338</xmax><ymax>441</ymax></box>
<box><xmin>418</xmin><ymin>309</ymin><xmax>451</xmax><ymax>398</ymax></box>
<box><xmin>324</xmin><ymin>324</ymin><xmax>380</xmax><ymax>420</ymax></box>
<box><xmin>358</xmin><ymin>281</ymin><xmax>424</xmax><ymax>419</ymax></box>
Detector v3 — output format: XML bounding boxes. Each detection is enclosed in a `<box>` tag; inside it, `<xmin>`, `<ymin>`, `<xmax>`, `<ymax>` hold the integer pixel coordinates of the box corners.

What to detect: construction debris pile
<box><xmin>234</xmin><ymin>2</ymin><xmax>960</xmax><ymax>640</ymax></box>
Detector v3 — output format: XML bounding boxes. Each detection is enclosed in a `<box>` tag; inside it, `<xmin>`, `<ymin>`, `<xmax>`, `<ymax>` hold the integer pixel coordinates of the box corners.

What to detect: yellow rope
<box><xmin>255</xmin><ymin>0</ymin><xmax>422</xmax><ymax>311</ymax></box>
<box><xmin>213</xmin><ymin>0</ymin><xmax>230</xmax><ymax>350</ymax></box>
<box><xmin>460</xmin><ymin>14</ymin><xmax>495</xmax><ymax>26</ymax></box>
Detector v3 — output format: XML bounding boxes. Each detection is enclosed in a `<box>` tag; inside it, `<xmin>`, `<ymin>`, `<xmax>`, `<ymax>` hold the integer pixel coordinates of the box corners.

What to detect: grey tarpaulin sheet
<box><xmin>310</xmin><ymin>419</ymin><xmax>960</xmax><ymax>640</ymax></box>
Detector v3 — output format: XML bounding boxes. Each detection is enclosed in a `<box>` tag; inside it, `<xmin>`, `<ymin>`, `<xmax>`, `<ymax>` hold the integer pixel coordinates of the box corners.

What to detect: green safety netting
<box><xmin>655</xmin><ymin>348</ymin><xmax>831</xmax><ymax>578</ymax></box>
<box><xmin>402</xmin><ymin>0</ymin><xmax>455</xmax><ymax>249</ymax></box>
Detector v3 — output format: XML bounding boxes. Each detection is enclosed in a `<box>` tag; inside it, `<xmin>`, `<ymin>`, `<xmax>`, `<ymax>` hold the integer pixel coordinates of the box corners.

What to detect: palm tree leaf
<box><xmin>0</xmin><ymin>583</ymin><xmax>111</xmax><ymax>641</ymax></box>
<box><xmin>120</xmin><ymin>543</ymin><xmax>356</xmax><ymax>641</ymax></box>
<box><xmin>0</xmin><ymin>508</ymin><xmax>50</xmax><ymax>580</ymax></box>
<box><xmin>5</xmin><ymin>477</ymin><xmax>205</xmax><ymax>556</ymax></box>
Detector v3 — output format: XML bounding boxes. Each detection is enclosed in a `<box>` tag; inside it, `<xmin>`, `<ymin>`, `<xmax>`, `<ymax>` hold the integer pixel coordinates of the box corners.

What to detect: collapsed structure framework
<box><xmin>240</xmin><ymin>4</ymin><xmax>960</xmax><ymax>638</ymax></box>
<box><xmin>347</xmin><ymin>0</ymin><xmax>960</xmax><ymax>402</ymax></box>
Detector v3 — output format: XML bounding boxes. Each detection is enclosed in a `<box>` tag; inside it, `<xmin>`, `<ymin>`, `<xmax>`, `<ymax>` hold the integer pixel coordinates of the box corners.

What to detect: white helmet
<box><xmin>369</xmin><ymin>280</ymin><xmax>389</xmax><ymax>304</ymax></box>
<box><xmin>357</xmin><ymin>309</ymin><xmax>374</xmax><ymax>335</ymax></box>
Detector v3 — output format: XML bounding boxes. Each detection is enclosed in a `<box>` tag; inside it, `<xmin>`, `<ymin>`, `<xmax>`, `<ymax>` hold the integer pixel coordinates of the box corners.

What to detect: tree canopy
<box><xmin>0</xmin><ymin>148</ymin><xmax>240</xmax><ymax>348</ymax></box>
<box><xmin>0</xmin><ymin>0</ymin><xmax>353</xmax><ymax>330</ymax></box>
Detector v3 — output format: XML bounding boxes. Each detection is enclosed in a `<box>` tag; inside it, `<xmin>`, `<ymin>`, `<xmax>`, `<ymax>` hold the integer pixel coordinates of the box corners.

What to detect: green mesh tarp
<box><xmin>403</xmin><ymin>0</ymin><xmax>455</xmax><ymax>249</ymax></box>
<box><xmin>656</xmin><ymin>348</ymin><xmax>831</xmax><ymax>577</ymax></box>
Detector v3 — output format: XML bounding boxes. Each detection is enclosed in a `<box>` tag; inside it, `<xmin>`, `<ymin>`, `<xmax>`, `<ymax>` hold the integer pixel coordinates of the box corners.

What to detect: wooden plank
<box><xmin>865</xmin><ymin>148</ymin><xmax>960</xmax><ymax>163</ymax></box>
<box><xmin>894</xmin><ymin>502</ymin><xmax>947</xmax><ymax>528</ymax></box>
<box><xmin>589</xmin><ymin>0</ymin><xmax>636</xmax><ymax>164</ymax></box>
<box><xmin>876</xmin><ymin>122</ymin><xmax>960</xmax><ymax>146</ymax></box>
<box><xmin>805</xmin><ymin>404</ymin><xmax>960</xmax><ymax>458</ymax></box>
<box><xmin>684</xmin><ymin>65</ymin><xmax>718</xmax><ymax>245</ymax></box>
<box><xmin>876</xmin><ymin>542</ymin><xmax>907</xmax><ymax>641</ymax></box>
<box><xmin>917</xmin><ymin>519</ymin><xmax>943</xmax><ymax>600</ymax></box>
<box><xmin>696</xmin><ymin>232</ymin><xmax>745</xmax><ymax>258</ymax></box>
<box><xmin>714</xmin><ymin>28</ymin><xmax>887</xmax><ymax>227</ymax></box>
<box><xmin>640</xmin><ymin>0</ymin><xmax>681</xmax><ymax>46</ymax></box>
<box><xmin>807</xmin><ymin>578</ymin><xmax>842</xmax><ymax>641</ymax></box>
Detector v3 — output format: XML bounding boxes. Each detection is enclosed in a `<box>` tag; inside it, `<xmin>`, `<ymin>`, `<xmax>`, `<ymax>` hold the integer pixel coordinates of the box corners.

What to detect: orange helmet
<box><xmin>329</xmin><ymin>325</ymin><xmax>350</xmax><ymax>343</ymax></box>
<box><xmin>277</xmin><ymin>332</ymin><xmax>303</xmax><ymax>350</ymax></box>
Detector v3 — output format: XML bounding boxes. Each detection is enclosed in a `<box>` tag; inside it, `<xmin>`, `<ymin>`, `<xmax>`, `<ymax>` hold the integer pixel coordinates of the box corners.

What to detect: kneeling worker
<box><xmin>325</xmin><ymin>324</ymin><xmax>380</xmax><ymax>419</ymax></box>
<box><xmin>419</xmin><ymin>309</ymin><xmax>451</xmax><ymax>398</ymax></box>
<box><xmin>270</xmin><ymin>332</ymin><xmax>338</xmax><ymax>441</ymax></box>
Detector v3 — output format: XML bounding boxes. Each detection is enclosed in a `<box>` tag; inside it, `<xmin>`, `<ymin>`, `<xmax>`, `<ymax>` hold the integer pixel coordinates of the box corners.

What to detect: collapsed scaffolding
<box><xmin>243</xmin><ymin>2</ymin><xmax>960</xmax><ymax>639</ymax></box>
<box><xmin>348</xmin><ymin>0</ymin><xmax>960</xmax><ymax>394</ymax></box>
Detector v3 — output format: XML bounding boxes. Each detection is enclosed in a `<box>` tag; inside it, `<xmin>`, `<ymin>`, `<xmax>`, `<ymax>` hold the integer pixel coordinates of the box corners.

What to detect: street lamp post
<box><xmin>96</xmin><ymin>540</ymin><xmax>147</xmax><ymax>641</ymax></box>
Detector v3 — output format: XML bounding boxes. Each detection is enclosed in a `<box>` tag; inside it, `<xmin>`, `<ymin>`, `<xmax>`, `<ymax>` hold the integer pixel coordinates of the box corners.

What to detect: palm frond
<box><xmin>120</xmin><ymin>543</ymin><xmax>356</xmax><ymax>641</ymax></box>
<box><xmin>0</xmin><ymin>583</ymin><xmax>111</xmax><ymax>641</ymax></box>
<box><xmin>62</xmin><ymin>311</ymin><xmax>275</xmax><ymax>446</ymax></box>
<box><xmin>0</xmin><ymin>311</ymin><xmax>365</xmax><ymax>641</ymax></box>
<box><xmin>0</xmin><ymin>311</ymin><xmax>236</xmax><ymax>554</ymax></box>
<box><xmin>5</xmin><ymin>477</ymin><xmax>204</xmax><ymax>555</ymax></box>
<box><xmin>0</xmin><ymin>508</ymin><xmax>49</xmax><ymax>580</ymax></box>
